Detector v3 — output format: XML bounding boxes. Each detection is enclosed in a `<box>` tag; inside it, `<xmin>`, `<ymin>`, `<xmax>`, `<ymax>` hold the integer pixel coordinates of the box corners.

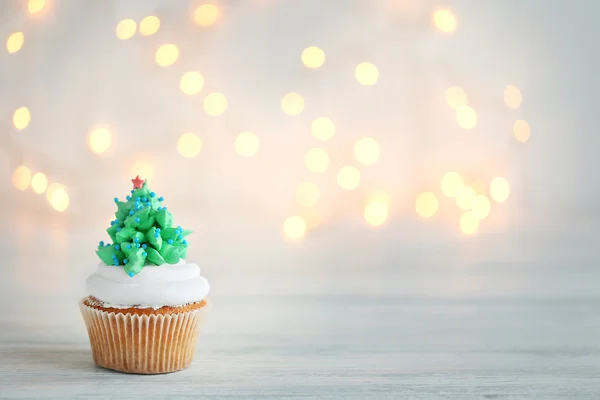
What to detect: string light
<box><xmin>116</xmin><ymin>19</ymin><xmax>136</xmax><ymax>40</ymax></box>
<box><xmin>471</xmin><ymin>194</ymin><xmax>491</xmax><ymax>220</ymax></box>
<box><xmin>445</xmin><ymin>86</ymin><xmax>467</xmax><ymax>110</ymax></box>
<box><xmin>456</xmin><ymin>185</ymin><xmax>476</xmax><ymax>210</ymax></box>
<box><xmin>460</xmin><ymin>211</ymin><xmax>479</xmax><ymax>235</ymax></box>
<box><xmin>31</xmin><ymin>172</ymin><xmax>48</xmax><ymax>194</ymax></box>
<box><xmin>415</xmin><ymin>192</ymin><xmax>439</xmax><ymax>218</ymax></box>
<box><xmin>130</xmin><ymin>160</ymin><xmax>155</xmax><ymax>181</ymax></box>
<box><xmin>235</xmin><ymin>132</ymin><xmax>260</xmax><ymax>157</ymax></box>
<box><xmin>203</xmin><ymin>92</ymin><xmax>228</xmax><ymax>116</ymax></box>
<box><xmin>6</xmin><ymin>32</ymin><xmax>24</xmax><ymax>54</ymax></box>
<box><xmin>456</xmin><ymin>106</ymin><xmax>477</xmax><ymax>130</ymax></box>
<box><xmin>513</xmin><ymin>120</ymin><xmax>531</xmax><ymax>143</ymax></box>
<box><xmin>355</xmin><ymin>62</ymin><xmax>379</xmax><ymax>85</ymax></box>
<box><xmin>13</xmin><ymin>107</ymin><xmax>30</xmax><ymax>131</ymax></box>
<box><xmin>194</xmin><ymin>4</ymin><xmax>220</xmax><ymax>27</ymax></box>
<box><xmin>12</xmin><ymin>166</ymin><xmax>32</xmax><ymax>191</ymax></box>
<box><xmin>304</xmin><ymin>148</ymin><xmax>329</xmax><ymax>173</ymax></box>
<box><xmin>180</xmin><ymin>71</ymin><xmax>205</xmax><ymax>95</ymax></box>
<box><xmin>177</xmin><ymin>133</ymin><xmax>202</xmax><ymax>158</ymax></box>
<box><xmin>301</xmin><ymin>46</ymin><xmax>325</xmax><ymax>69</ymax></box>
<box><xmin>47</xmin><ymin>184</ymin><xmax>69</xmax><ymax>212</ymax></box>
<box><xmin>432</xmin><ymin>8</ymin><xmax>457</xmax><ymax>33</ymax></box>
<box><xmin>504</xmin><ymin>85</ymin><xmax>522</xmax><ymax>109</ymax></box>
<box><xmin>88</xmin><ymin>127</ymin><xmax>112</xmax><ymax>154</ymax></box>
<box><xmin>295</xmin><ymin>182</ymin><xmax>320</xmax><ymax>207</ymax></box>
<box><xmin>140</xmin><ymin>16</ymin><xmax>160</xmax><ymax>36</ymax></box>
<box><xmin>311</xmin><ymin>117</ymin><xmax>335</xmax><ymax>141</ymax></box>
<box><xmin>441</xmin><ymin>172</ymin><xmax>463</xmax><ymax>197</ymax></box>
<box><xmin>354</xmin><ymin>137</ymin><xmax>380</xmax><ymax>166</ymax></box>
<box><xmin>27</xmin><ymin>0</ymin><xmax>46</xmax><ymax>15</ymax></box>
<box><xmin>155</xmin><ymin>44</ymin><xmax>179</xmax><ymax>67</ymax></box>
<box><xmin>337</xmin><ymin>166</ymin><xmax>361</xmax><ymax>190</ymax></box>
<box><xmin>490</xmin><ymin>177</ymin><xmax>510</xmax><ymax>203</ymax></box>
<box><xmin>364</xmin><ymin>201</ymin><xmax>389</xmax><ymax>227</ymax></box>
<box><xmin>283</xmin><ymin>216</ymin><xmax>306</xmax><ymax>240</ymax></box>
<box><xmin>281</xmin><ymin>92</ymin><xmax>304</xmax><ymax>116</ymax></box>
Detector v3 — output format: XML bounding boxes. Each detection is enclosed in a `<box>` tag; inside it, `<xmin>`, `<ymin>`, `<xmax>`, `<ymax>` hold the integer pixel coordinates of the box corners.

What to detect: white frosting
<box><xmin>85</xmin><ymin>260</ymin><xmax>210</xmax><ymax>308</ymax></box>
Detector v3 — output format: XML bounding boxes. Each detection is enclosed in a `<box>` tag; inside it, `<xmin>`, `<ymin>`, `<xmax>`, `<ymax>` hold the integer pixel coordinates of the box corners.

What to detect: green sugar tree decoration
<box><xmin>96</xmin><ymin>176</ymin><xmax>191</xmax><ymax>277</ymax></box>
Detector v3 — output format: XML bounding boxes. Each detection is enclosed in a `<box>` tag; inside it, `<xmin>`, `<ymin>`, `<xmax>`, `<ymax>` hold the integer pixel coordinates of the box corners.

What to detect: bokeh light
<box><xmin>295</xmin><ymin>182</ymin><xmax>320</xmax><ymax>207</ymax></box>
<box><xmin>445</xmin><ymin>86</ymin><xmax>467</xmax><ymax>110</ymax></box>
<box><xmin>194</xmin><ymin>4</ymin><xmax>220</xmax><ymax>27</ymax></box>
<box><xmin>301</xmin><ymin>46</ymin><xmax>325</xmax><ymax>69</ymax></box>
<box><xmin>456</xmin><ymin>185</ymin><xmax>476</xmax><ymax>210</ymax></box>
<box><xmin>471</xmin><ymin>194</ymin><xmax>491</xmax><ymax>220</ymax></box>
<box><xmin>48</xmin><ymin>185</ymin><xmax>70</xmax><ymax>212</ymax></box>
<box><xmin>337</xmin><ymin>166</ymin><xmax>361</xmax><ymax>191</ymax></box>
<box><xmin>13</xmin><ymin>106</ymin><xmax>30</xmax><ymax>131</ymax></box>
<box><xmin>130</xmin><ymin>160</ymin><xmax>155</xmax><ymax>181</ymax></box>
<box><xmin>354</xmin><ymin>137</ymin><xmax>380</xmax><ymax>166</ymax></box>
<box><xmin>281</xmin><ymin>92</ymin><xmax>304</xmax><ymax>116</ymax></box>
<box><xmin>88</xmin><ymin>127</ymin><xmax>112</xmax><ymax>154</ymax></box>
<box><xmin>140</xmin><ymin>16</ymin><xmax>160</xmax><ymax>36</ymax></box>
<box><xmin>432</xmin><ymin>8</ymin><xmax>457</xmax><ymax>33</ymax></box>
<box><xmin>31</xmin><ymin>172</ymin><xmax>48</xmax><ymax>194</ymax></box>
<box><xmin>155</xmin><ymin>44</ymin><xmax>179</xmax><ymax>67</ymax></box>
<box><xmin>203</xmin><ymin>92</ymin><xmax>228</xmax><ymax>116</ymax></box>
<box><xmin>355</xmin><ymin>62</ymin><xmax>379</xmax><ymax>85</ymax></box>
<box><xmin>504</xmin><ymin>85</ymin><xmax>522</xmax><ymax>109</ymax></box>
<box><xmin>12</xmin><ymin>166</ymin><xmax>32</xmax><ymax>191</ymax></box>
<box><xmin>513</xmin><ymin>119</ymin><xmax>531</xmax><ymax>143</ymax></box>
<box><xmin>116</xmin><ymin>19</ymin><xmax>136</xmax><ymax>40</ymax></box>
<box><xmin>456</xmin><ymin>106</ymin><xmax>477</xmax><ymax>130</ymax></box>
<box><xmin>235</xmin><ymin>132</ymin><xmax>260</xmax><ymax>157</ymax></box>
<box><xmin>177</xmin><ymin>133</ymin><xmax>202</xmax><ymax>158</ymax></box>
<box><xmin>180</xmin><ymin>71</ymin><xmax>205</xmax><ymax>95</ymax></box>
<box><xmin>27</xmin><ymin>0</ymin><xmax>46</xmax><ymax>15</ymax></box>
<box><xmin>460</xmin><ymin>211</ymin><xmax>479</xmax><ymax>235</ymax></box>
<box><xmin>283</xmin><ymin>216</ymin><xmax>306</xmax><ymax>240</ymax></box>
<box><xmin>311</xmin><ymin>117</ymin><xmax>335</xmax><ymax>141</ymax></box>
<box><xmin>364</xmin><ymin>201</ymin><xmax>389</xmax><ymax>227</ymax></box>
<box><xmin>6</xmin><ymin>32</ymin><xmax>24</xmax><ymax>54</ymax></box>
<box><xmin>415</xmin><ymin>192</ymin><xmax>439</xmax><ymax>218</ymax></box>
<box><xmin>304</xmin><ymin>148</ymin><xmax>329</xmax><ymax>173</ymax></box>
<box><xmin>490</xmin><ymin>177</ymin><xmax>510</xmax><ymax>203</ymax></box>
<box><xmin>368</xmin><ymin>191</ymin><xmax>391</xmax><ymax>206</ymax></box>
<box><xmin>441</xmin><ymin>172</ymin><xmax>463</xmax><ymax>197</ymax></box>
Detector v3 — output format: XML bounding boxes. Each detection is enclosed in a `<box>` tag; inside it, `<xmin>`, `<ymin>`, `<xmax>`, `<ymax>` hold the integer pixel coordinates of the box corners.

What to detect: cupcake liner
<box><xmin>79</xmin><ymin>298</ymin><xmax>210</xmax><ymax>374</ymax></box>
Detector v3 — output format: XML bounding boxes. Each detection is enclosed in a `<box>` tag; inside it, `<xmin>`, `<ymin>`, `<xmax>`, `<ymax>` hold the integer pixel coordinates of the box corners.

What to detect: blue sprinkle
<box><xmin>114</xmin><ymin>261</ymin><xmax>119</xmax><ymax>266</ymax></box>
<box><xmin>131</xmin><ymin>189</ymin><xmax>134</xmax><ymax>194</ymax></box>
<box><xmin>115</xmin><ymin>219</ymin><xmax>120</xmax><ymax>223</ymax></box>
<box><xmin>136</xmin><ymin>243</ymin><xmax>141</xmax><ymax>248</ymax></box>
<box><xmin>142</xmin><ymin>197</ymin><xmax>147</xmax><ymax>202</ymax></box>
<box><xmin>154</xmin><ymin>233</ymin><xmax>160</xmax><ymax>238</ymax></box>
<box><xmin>135</xmin><ymin>217</ymin><xmax>140</xmax><ymax>223</ymax></box>
<box><xmin>146</xmin><ymin>202</ymin><xmax>151</xmax><ymax>206</ymax></box>
<box><xmin>156</xmin><ymin>228</ymin><xmax>161</xmax><ymax>232</ymax></box>
<box><xmin>116</xmin><ymin>227</ymin><xmax>121</xmax><ymax>232</ymax></box>
<box><xmin>99</xmin><ymin>241</ymin><xmax>104</xmax><ymax>246</ymax></box>
<box><xmin>127</xmin><ymin>244</ymin><xmax>132</xmax><ymax>249</ymax></box>
<box><xmin>164</xmin><ymin>207</ymin><xmax>168</xmax><ymax>211</ymax></box>
<box><xmin>158</xmin><ymin>197</ymin><xmax>164</xmax><ymax>201</ymax></box>
<box><xmin>111</xmin><ymin>254</ymin><xmax>117</xmax><ymax>259</ymax></box>
<box><xmin>114</xmin><ymin>197</ymin><xmax>118</xmax><ymax>203</ymax></box>
<box><xmin>157</xmin><ymin>207</ymin><xmax>162</xmax><ymax>211</ymax></box>
<box><xmin>115</xmin><ymin>244</ymin><xmax>120</xmax><ymax>250</ymax></box>
<box><xmin>110</xmin><ymin>221</ymin><xmax>115</xmax><ymax>226</ymax></box>
<box><xmin>136</xmin><ymin>197</ymin><xmax>140</xmax><ymax>201</ymax></box>
<box><xmin>167</xmin><ymin>239</ymin><xmax>173</xmax><ymax>245</ymax></box>
<box><xmin>142</xmin><ymin>252</ymin><xmax>147</xmax><ymax>257</ymax></box>
<box><xmin>150</xmin><ymin>192</ymin><xmax>156</xmax><ymax>197</ymax></box>
<box><xmin>123</xmin><ymin>258</ymin><xmax>128</xmax><ymax>264</ymax></box>
<box><xmin>142</xmin><ymin>244</ymin><xmax>147</xmax><ymax>249</ymax></box>
<box><xmin>128</xmin><ymin>272</ymin><xmax>134</xmax><ymax>277</ymax></box>
<box><xmin>182</xmin><ymin>240</ymin><xmax>187</xmax><ymax>245</ymax></box>
<box><xmin>105</xmin><ymin>243</ymin><xmax>111</xmax><ymax>247</ymax></box>
<box><xmin>134</xmin><ymin>237</ymin><xmax>139</xmax><ymax>243</ymax></box>
<box><xmin>177</xmin><ymin>235</ymin><xmax>182</xmax><ymax>240</ymax></box>
<box><xmin>129</xmin><ymin>211</ymin><xmax>134</xmax><ymax>216</ymax></box>
<box><xmin>126</xmin><ymin>195</ymin><xmax>131</xmax><ymax>201</ymax></box>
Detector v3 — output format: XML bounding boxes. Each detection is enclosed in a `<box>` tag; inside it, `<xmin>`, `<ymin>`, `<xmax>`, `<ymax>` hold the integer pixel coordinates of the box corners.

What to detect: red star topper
<box><xmin>132</xmin><ymin>175</ymin><xmax>146</xmax><ymax>189</ymax></box>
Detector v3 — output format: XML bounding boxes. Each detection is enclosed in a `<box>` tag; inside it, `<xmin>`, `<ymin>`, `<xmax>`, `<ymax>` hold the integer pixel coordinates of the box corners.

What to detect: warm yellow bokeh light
<box><xmin>155</xmin><ymin>44</ymin><xmax>179</xmax><ymax>67</ymax></box>
<box><xmin>513</xmin><ymin>120</ymin><xmax>531</xmax><ymax>143</ymax></box>
<box><xmin>472</xmin><ymin>194</ymin><xmax>491</xmax><ymax>220</ymax></box>
<box><xmin>13</xmin><ymin>107</ymin><xmax>30</xmax><ymax>131</ymax></box>
<box><xmin>415</xmin><ymin>192</ymin><xmax>439</xmax><ymax>218</ymax></box>
<box><xmin>456</xmin><ymin>185</ymin><xmax>476</xmax><ymax>210</ymax></box>
<box><xmin>12</xmin><ymin>166</ymin><xmax>32</xmax><ymax>191</ymax></box>
<box><xmin>281</xmin><ymin>92</ymin><xmax>304</xmax><ymax>116</ymax></box>
<box><xmin>194</xmin><ymin>4</ymin><xmax>220</xmax><ymax>27</ymax></box>
<box><xmin>180</xmin><ymin>71</ymin><xmax>205</xmax><ymax>95</ymax></box>
<box><xmin>203</xmin><ymin>92</ymin><xmax>228</xmax><ymax>116</ymax></box>
<box><xmin>456</xmin><ymin>106</ymin><xmax>477</xmax><ymax>130</ymax></box>
<box><xmin>283</xmin><ymin>216</ymin><xmax>306</xmax><ymax>240</ymax></box>
<box><xmin>441</xmin><ymin>172</ymin><xmax>463</xmax><ymax>197</ymax></box>
<box><xmin>301</xmin><ymin>46</ymin><xmax>325</xmax><ymax>69</ymax></box>
<box><xmin>460</xmin><ymin>211</ymin><xmax>479</xmax><ymax>235</ymax></box>
<box><xmin>235</xmin><ymin>132</ymin><xmax>260</xmax><ymax>157</ymax></box>
<box><xmin>445</xmin><ymin>86</ymin><xmax>467</xmax><ymax>110</ymax></box>
<box><xmin>6</xmin><ymin>32</ymin><xmax>24</xmax><ymax>54</ymax></box>
<box><xmin>177</xmin><ymin>133</ymin><xmax>202</xmax><ymax>158</ymax></box>
<box><xmin>364</xmin><ymin>201</ymin><xmax>389</xmax><ymax>227</ymax></box>
<box><xmin>28</xmin><ymin>0</ymin><xmax>46</xmax><ymax>14</ymax></box>
<box><xmin>490</xmin><ymin>177</ymin><xmax>510</xmax><ymax>203</ymax></box>
<box><xmin>354</xmin><ymin>137</ymin><xmax>380</xmax><ymax>166</ymax></box>
<box><xmin>88</xmin><ymin>127</ymin><xmax>112</xmax><ymax>154</ymax></box>
<box><xmin>433</xmin><ymin>8</ymin><xmax>457</xmax><ymax>33</ymax></box>
<box><xmin>355</xmin><ymin>62</ymin><xmax>379</xmax><ymax>85</ymax></box>
<box><xmin>304</xmin><ymin>148</ymin><xmax>329</xmax><ymax>173</ymax></box>
<box><xmin>31</xmin><ymin>172</ymin><xmax>48</xmax><ymax>194</ymax></box>
<box><xmin>48</xmin><ymin>186</ymin><xmax>70</xmax><ymax>212</ymax></box>
<box><xmin>116</xmin><ymin>19</ymin><xmax>136</xmax><ymax>40</ymax></box>
<box><xmin>504</xmin><ymin>85</ymin><xmax>522</xmax><ymax>109</ymax></box>
<box><xmin>140</xmin><ymin>16</ymin><xmax>160</xmax><ymax>36</ymax></box>
<box><xmin>311</xmin><ymin>117</ymin><xmax>335</xmax><ymax>141</ymax></box>
<box><xmin>367</xmin><ymin>191</ymin><xmax>391</xmax><ymax>206</ymax></box>
<box><xmin>295</xmin><ymin>182</ymin><xmax>320</xmax><ymax>207</ymax></box>
<box><xmin>337</xmin><ymin>166</ymin><xmax>361</xmax><ymax>191</ymax></box>
<box><xmin>130</xmin><ymin>161</ymin><xmax>155</xmax><ymax>181</ymax></box>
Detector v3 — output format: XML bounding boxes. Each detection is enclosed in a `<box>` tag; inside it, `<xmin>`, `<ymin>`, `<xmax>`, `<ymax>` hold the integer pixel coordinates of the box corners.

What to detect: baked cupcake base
<box><xmin>80</xmin><ymin>296</ymin><xmax>210</xmax><ymax>374</ymax></box>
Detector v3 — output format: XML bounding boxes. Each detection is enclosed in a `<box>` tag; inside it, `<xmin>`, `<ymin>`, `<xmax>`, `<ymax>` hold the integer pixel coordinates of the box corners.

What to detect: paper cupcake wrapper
<box><xmin>79</xmin><ymin>299</ymin><xmax>210</xmax><ymax>374</ymax></box>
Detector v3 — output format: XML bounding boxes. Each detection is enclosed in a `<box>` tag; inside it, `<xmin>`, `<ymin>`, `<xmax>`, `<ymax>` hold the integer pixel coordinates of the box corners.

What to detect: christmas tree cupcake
<box><xmin>80</xmin><ymin>176</ymin><xmax>210</xmax><ymax>374</ymax></box>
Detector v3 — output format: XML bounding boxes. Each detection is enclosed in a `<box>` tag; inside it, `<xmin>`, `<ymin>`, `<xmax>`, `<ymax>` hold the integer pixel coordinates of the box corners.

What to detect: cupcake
<box><xmin>80</xmin><ymin>176</ymin><xmax>210</xmax><ymax>374</ymax></box>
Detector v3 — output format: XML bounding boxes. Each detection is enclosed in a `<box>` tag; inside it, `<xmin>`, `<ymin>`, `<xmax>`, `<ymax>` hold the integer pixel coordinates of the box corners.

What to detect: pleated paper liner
<box><xmin>80</xmin><ymin>296</ymin><xmax>210</xmax><ymax>374</ymax></box>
